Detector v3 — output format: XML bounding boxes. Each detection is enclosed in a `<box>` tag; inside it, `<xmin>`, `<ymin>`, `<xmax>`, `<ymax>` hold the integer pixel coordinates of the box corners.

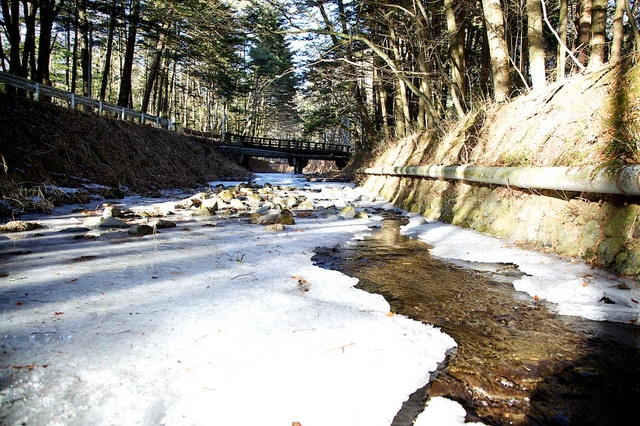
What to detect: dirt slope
<box><xmin>0</xmin><ymin>92</ymin><xmax>249</xmax><ymax>214</ymax></box>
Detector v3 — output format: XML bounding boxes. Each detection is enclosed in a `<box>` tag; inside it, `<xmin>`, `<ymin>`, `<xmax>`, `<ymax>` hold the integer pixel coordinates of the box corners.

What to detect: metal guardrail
<box><xmin>0</xmin><ymin>72</ymin><xmax>173</xmax><ymax>130</ymax></box>
<box><xmin>224</xmin><ymin>133</ymin><xmax>352</xmax><ymax>156</ymax></box>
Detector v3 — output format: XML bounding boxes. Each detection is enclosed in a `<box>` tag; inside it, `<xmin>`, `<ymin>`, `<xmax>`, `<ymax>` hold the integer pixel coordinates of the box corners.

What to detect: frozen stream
<box><xmin>1</xmin><ymin>173</ymin><xmax>639</xmax><ymax>425</ymax></box>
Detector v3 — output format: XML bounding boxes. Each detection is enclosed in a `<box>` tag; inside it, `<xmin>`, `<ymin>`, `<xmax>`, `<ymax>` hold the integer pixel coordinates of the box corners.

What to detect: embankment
<box><xmin>360</xmin><ymin>59</ymin><xmax>640</xmax><ymax>276</ymax></box>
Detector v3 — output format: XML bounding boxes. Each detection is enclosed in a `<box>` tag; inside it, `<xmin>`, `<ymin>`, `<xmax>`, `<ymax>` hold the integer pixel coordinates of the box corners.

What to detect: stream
<box><xmin>313</xmin><ymin>214</ymin><xmax>640</xmax><ymax>425</ymax></box>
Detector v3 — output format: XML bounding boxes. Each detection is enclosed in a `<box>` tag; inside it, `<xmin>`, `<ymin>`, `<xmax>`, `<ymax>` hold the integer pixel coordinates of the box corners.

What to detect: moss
<box><xmin>596</xmin><ymin>236</ymin><xmax>626</xmax><ymax>266</ymax></box>
<box><xmin>614</xmin><ymin>241</ymin><xmax>640</xmax><ymax>276</ymax></box>
<box><xmin>604</xmin><ymin>204</ymin><xmax>639</xmax><ymax>238</ymax></box>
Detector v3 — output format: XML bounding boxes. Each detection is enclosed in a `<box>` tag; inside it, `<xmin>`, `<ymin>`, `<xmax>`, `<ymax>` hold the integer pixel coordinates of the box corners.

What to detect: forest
<box><xmin>1</xmin><ymin>0</ymin><xmax>639</xmax><ymax>152</ymax></box>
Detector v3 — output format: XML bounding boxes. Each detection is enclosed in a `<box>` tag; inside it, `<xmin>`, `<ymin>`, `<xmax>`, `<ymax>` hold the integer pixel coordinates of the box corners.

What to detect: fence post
<box><xmin>70</xmin><ymin>93</ymin><xmax>75</xmax><ymax>109</ymax></box>
<box><xmin>99</xmin><ymin>101</ymin><xmax>103</xmax><ymax>116</ymax></box>
<box><xmin>35</xmin><ymin>83</ymin><xmax>40</xmax><ymax>101</ymax></box>
<box><xmin>121</xmin><ymin>108</ymin><xmax>126</xmax><ymax>120</ymax></box>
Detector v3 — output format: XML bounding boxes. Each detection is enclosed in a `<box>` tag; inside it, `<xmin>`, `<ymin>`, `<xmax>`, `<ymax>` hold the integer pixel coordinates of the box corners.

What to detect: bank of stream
<box><xmin>313</xmin><ymin>214</ymin><xmax>640</xmax><ymax>425</ymax></box>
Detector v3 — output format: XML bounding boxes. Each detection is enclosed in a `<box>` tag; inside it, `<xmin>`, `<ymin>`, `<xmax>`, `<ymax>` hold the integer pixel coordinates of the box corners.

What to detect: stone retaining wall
<box><xmin>362</xmin><ymin>172</ymin><xmax>640</xmax><ymax>277</ymax></box>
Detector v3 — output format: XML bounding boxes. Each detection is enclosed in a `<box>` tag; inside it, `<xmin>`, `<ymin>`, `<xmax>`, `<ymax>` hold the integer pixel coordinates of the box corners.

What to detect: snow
<box><xmin>1</xmin><ymin>173</ymin><xmax>458</xmax><ymax>426</ymax></box>
<box><xmin>402</xmin><ymin>216</ymin><xmax>640</xmax><ymax>324</ymax></box>
<box><xmin>2</xmin><ymin>172</ymin><xmax>639</xmax><ymax>425</ymax></box>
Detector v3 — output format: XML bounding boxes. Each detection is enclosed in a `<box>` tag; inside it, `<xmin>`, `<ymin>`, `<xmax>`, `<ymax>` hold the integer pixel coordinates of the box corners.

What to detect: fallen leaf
<box><xmin>534</xmin><ymin>295</ymin><xmax>540</xmax><ymax>301</ymax></box>
<box><xmin>632</xmin><ymin>298</ymin><xmax>638</xmax><ymax>304</ymax></box>
<box><xmin>68</xmin><ymin>278</ymin><xmax>78</xmax><ymax>283</ymax></box>
<box><xmin>15</xmin><ymin>301</ymin><xmax>23</xmax><ymax>307</ymax></box>
<box><xmin>582</xmin><ymin>281</ymin><xmax>589</xmax><ymax>287</ymax></box>
<box><xmin>54</xmin><ymin>311</ymin><xmax>64</xmax><ymax>316</ymax></box>
<box><xmin>386</xmin><ymin>312</ymin><xmax>395</xmax><ymax>317</ymax></box>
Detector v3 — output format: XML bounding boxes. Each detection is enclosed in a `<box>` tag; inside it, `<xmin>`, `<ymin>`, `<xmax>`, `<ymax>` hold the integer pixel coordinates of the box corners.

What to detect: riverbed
<box><xmin>1</xmin><ymin>173</ymin><xmax>639</xmax><ymax>425</ymax></box>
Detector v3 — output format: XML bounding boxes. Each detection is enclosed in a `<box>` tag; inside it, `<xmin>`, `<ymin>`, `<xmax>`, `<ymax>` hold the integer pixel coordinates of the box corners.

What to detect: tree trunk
<box><xmin>100</xmin><ymin>0</ymin><xmax>118</xmax><ymax>101</ymax></box>
<box><xmin>79</xmin><ymin>0</ymin><xmax>91</xmax><ymax>97</ymax></box>
<box><xmin>37</xmin><ymin>0</ymin><xmax>63</xmax><ymax>86</ymax></box>
<box><xmin>22</xmin><ymin>0</ymin><xmax>38</xmax><ymax>80</ymax></box>
<box><xmin>575</xmin><ymin>0</ymin><xmax>592</xmax><ymax>67</ymax></box>
<box><xmin>611</xmin><ymin>0</ymin><xmax>626</xmax><ymax>63</ymax></box>
<box><xmin>527</xmin><ymin>0</ymin><xmax>546</xmax><ymax>89</ymax></box>
<box><xmin>2</xmin><ymin>0</ymin><xmax>24</xmax><ymax>77</ymax></box>
<box><xmin>588</xmin><ymin>0</ymin><xmax>607</xmax><ymax>68</ymax></box>
<box><xmin>444</xmin><ymin>0</ymin><xmax>467</xmax><ymax>117</ymax></box>
<box><xmin>142</xmin><ymin>23</ymin><xmax>170</xmax><ymax>113</ymax></box>
<box><xmin>556</xmin><ymin>0</ymin><xmax>568</xmax><ymax>80</ymax></box>
<box><xmin>389</xmin><ymin>24</ymin><xmax>410</xmax><ymax>137</ymax></box>
<box><xmin>482</xmin><ymin>0</ymin><xmax>512</xmax><ymax>102</ymax></box>
<box><xmin>118</xmin><ymin>0</ymin><xmax>141</xmax><ymax>108</ymax></box>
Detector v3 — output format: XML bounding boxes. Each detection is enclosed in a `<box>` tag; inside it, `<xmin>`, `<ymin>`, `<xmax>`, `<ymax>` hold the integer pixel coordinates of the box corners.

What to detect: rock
<box><xmin>151</xmin><ymin>219</ymin><xmax>176</xmax><ymax>229</ymax></box>
<box><xmin>355</xmin><ymin>211</ymin><xmax>369</xmax><ymax>219</ymax></box>
<box><xmin>218</xmin><ymin>189</ymin><xmax>235</xmax><ymax>201</ymax></box>
<box><xmin>254</xmin><ymin>213</ymin><xmax>295</xmax><ymax>225</ymax></box>
<box><xmin>265</xmin><ymin>223</ymin><xmax>286</xmax><ymax>231</ymax></box>
<box><xmin>200</xmin><ymin>198</ymin><xmax>219</xmax><ymax>212</ymax></box>
<box><xmin>338</xmin><ymin>205</ymin><xmax>356</xmax><ymax>219</ymax></box>
<box><xmin>296</xmin><ymin>200</ymin><xmax>315</xmax><ymax>210</ymax></box>
<box><xmin>102</xmin><ymin>205</ymin><xmax>124</xmax><ymax>219</ymax></box>
<box><xmin>128</xmin><ymin>224</ymin><xmax>155</xmax><ymax>236</ymax></box>
<box><xmin>285</xmin><ymin>196</ymin><xmax>299</xmax><ymax>208</ymax></box>
<box><xmin>83</xmin><ymin>216</ymin><xmax>129</xmax><ymax>228</ymax></box>
<box><xmin>0</xmin><ymin>220</ymin><xmax>45</xmax><ymax>232</ymax></box>
<box><xmin>247</xmin><ymin>193</ymin><xmax>262</xmax><ymax>206</ymax></box>
<box><xmin>229</xmin><ymin>199</ymin><xmax>247</xmax><ymax>210</ymax></box>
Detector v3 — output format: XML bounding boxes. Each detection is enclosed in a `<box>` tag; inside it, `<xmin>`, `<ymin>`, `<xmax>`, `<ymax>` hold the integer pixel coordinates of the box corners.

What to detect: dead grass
<box><xmin>0</xmin><ymin>92</ymin><xmax>250</xmax><ymax>215</ymax></box>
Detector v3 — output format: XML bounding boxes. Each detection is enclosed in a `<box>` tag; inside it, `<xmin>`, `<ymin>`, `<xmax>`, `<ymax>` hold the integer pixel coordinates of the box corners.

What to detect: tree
<box><xmin>527</xmin><ymin>0</ymin><xmax>546</xmax><ymax>89</ymax></box>
<box><xmin>118</xmin><ymin>0</ymin><xmax>140</xmax><ymax>108</ymax></box>
<box><xmin>482</xmin><ymin>0</ymin><xmax>512</xmax><ymax>102</ymax></box>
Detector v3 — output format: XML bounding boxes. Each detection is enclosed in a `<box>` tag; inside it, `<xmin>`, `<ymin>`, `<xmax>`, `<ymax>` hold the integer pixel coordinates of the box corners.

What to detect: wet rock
<box><xmin>128</xmin><ymin>224</ymin><xmax>155</xmax><ymax>236</ymax></box>
<box><xmin>355</xmin><ymin>211</ymin><xmax>369</xmax><ymax>219</ymax></box>
<box><xmin>265</xmin><ymin>223</ymin><xmax>286</xmax><ymax>231</ymax></box>
<box><xmin>200</xmin><ymin>198</ymin><xmax>219</xmax><ymax>212</ymax></box>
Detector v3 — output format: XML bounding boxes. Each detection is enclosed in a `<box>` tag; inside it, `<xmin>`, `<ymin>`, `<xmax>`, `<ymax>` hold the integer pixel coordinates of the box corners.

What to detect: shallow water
<box><xmin>313</xmin><ymin>218</ymin><xmax>640</xmax><ymax>425</ymax></box>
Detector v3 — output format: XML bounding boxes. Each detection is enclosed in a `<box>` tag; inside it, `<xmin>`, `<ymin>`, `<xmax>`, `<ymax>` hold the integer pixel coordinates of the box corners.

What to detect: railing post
<box><xmin>70</xmin><ymin>93</ymin><xmax>75</xmax><ymax>109</ymax></box>
<box><xmin>98</xmin><ymin>101</ymin><xmax>103</xmax><ymax>116</ymax></box>
<box><xmin>35</xmin><ymin>83</ymin><xmax>40</xmax><ymax>101</ymax></box>
<box><xmin>121</xmin><ymin>108</ymin><xmax>126</xmax><ymax>121</ymax></box>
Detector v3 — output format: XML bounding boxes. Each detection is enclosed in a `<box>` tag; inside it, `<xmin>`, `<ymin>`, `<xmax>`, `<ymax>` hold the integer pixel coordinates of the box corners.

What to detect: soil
<box><xmin>0</xmin><ymin>92</ymin><xmax>249</xmax><ymax>214</ymax></box>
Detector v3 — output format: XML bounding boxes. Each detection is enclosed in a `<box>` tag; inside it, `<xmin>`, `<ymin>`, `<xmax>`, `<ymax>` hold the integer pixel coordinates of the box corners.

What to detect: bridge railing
<box><xmin>224</xmin><ymin>133</ymin><xmax>351</xmax><ymax>155</ymax></box>
<box><xmin>0</xmin><ymin>71</ymin><xmax>174</xmax><ymax>130</ymax></box>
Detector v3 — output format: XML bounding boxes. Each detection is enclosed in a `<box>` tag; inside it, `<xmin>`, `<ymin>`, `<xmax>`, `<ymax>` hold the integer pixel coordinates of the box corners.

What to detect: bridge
<box><xmin>218</xmin><ymin>133</ymin><xmax>352</xmax><ymax>173</ymax></box>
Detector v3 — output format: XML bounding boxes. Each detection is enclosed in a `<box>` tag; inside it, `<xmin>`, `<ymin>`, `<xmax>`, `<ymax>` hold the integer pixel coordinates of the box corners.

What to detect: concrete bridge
<box><xmin>218</xmin><ymin>133</ymin><xmax>352</xmax><ymax>173</ymax></box>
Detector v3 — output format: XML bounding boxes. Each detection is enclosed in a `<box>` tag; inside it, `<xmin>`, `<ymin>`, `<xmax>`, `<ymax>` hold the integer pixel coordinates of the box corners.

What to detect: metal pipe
<box><xmin>358</xmin><ymin>165</ymin><xmax>640</xmax><ymax>196</ymax></box>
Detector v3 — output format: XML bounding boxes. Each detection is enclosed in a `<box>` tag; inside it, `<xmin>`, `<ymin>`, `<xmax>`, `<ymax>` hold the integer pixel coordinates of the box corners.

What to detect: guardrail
<box><xmin>224</xmin><ymin>132</ymin><xmax>352</xmax><ymax>155</ymax></box>
<box><xmin>0</xmin><ymin>72</ymin><xmax>173</xmax><ymax>130</ymax></box>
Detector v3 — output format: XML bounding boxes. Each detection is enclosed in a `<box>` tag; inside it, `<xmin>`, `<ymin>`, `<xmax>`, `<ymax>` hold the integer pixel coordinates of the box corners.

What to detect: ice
<box><xmin>0</xmin><ymin>173</ymin><xmax>462</xmax><ymax>426</ymax></box>
<box><xmin>4</xmin><ymin>172</ymin><xmax>636</xmax><ymax>425</ymax></box>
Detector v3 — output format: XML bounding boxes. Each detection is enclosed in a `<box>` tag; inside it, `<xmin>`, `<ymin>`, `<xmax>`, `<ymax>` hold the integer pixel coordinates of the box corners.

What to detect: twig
<box><xmin>230</xmin><ymin>273</ymin><xmax>254</xmax><ymax>280</ymax></box>
<box><xmin>325</xmin><ymin>342</ymin><xmax>355</xmax><ymax>353</ymax></box>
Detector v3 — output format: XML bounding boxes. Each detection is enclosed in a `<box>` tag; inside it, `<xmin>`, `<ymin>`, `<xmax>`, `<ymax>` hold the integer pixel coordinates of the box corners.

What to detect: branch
<box><xmin>541</xmin><ymin>0</ymin><xmax>585</xmax><ymax>72</ymax></box>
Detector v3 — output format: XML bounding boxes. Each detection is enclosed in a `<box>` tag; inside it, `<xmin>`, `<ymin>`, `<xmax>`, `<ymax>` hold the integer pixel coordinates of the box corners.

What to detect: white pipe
<box><xmin>359</xmin><ymin>165</ymin><xmax>640</xmax><ymax>196</ymax></box>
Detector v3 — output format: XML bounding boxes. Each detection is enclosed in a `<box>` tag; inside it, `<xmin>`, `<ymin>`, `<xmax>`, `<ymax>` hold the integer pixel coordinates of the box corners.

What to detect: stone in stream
<box><xmin>83</xmin><ymin>216</ymin><xmax>129</xmax><ymax>229</ymax></box>
<box><xmin>296</xmin><ymin>200</ymin><xmax>315</xmax><ymax>210</ymax></box>
<box><xmin>102</xmin><ymin>205</ymin><xmax>124</xmax><ymax>219</ymax></box>
<box><xmin>252</xmin><ymin>213</ymin><xmax>295</xmax><ymax>226</ymax></box>
<box><xmin>338</xmin><ymin>205</ymin><xmax>356</xmax><ymax>219</ymax></box>
<box><xmin>128</xmin><ymin>224</ymin><xmax>155</xmax><ymax>236</ymax></box>
<box><xmin>150</xmin><ymin>219</ymin><xmax>176</xmax><ymax>229</ymax></box>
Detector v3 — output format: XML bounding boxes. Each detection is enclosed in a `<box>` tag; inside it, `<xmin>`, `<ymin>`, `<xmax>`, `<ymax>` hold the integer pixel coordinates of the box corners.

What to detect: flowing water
<box><xmin>312</xmin><ymin>216</ymin><xmax>640</xmax><ymax>425</ymax></box>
